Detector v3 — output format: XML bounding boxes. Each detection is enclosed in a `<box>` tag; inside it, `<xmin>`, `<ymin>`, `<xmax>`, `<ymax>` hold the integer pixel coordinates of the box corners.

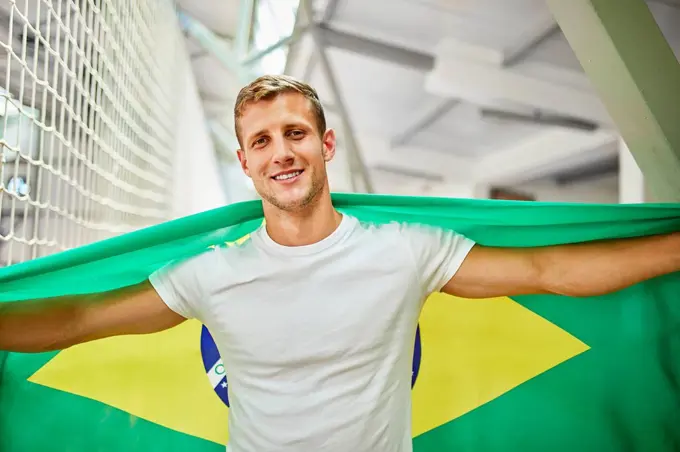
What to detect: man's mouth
<box><xmin>272</xmin><ymin>170</ymin><xmax>303</xmax><ymax>181</ymax></box>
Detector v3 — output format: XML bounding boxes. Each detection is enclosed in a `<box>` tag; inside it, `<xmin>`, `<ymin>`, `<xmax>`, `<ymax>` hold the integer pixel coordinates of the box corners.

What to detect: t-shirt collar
<box><xmin>253</xmin><ymin>213</ymin><xmax>356</xmax><ymax>257</ymax></box>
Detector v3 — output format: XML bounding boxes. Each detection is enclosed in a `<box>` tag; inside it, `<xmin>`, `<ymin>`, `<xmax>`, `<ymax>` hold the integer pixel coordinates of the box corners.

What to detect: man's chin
<box><xmin>262</xmin><ymin>190</ymin><xmax>312</xmax><ymax>212</ymax></box>
<box><xmin>273</xmin><ymin>185</ymin><xmax>329</xmax><ymax>212</ymax></box>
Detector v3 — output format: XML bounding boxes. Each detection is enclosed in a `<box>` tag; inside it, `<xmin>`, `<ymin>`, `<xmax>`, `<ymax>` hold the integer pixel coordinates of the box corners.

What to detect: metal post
<box><xmin>301</xmin><ymin>1</ymin><xmax>374</xmax><ymax>193</ymax></box>
<box><xmin>207</xmin><ymin>120</ymin><xmax>240</xmax><ymax>162</ymax></box>
<box><xmin>181</xmin><ymin>1</ymin><xmax>372</xmax><ymax>193</ymax></box>
<box><xmin>242</xmin><ymin>27</ymin><xmax>308</xmax><ymax>66</ymax></box>
<box><xmin>177</xmin><ymin>12</ymin><xmax>248</xmax><ymax>81</ymax></box>
<box><xmin>235</xmin><ymin>0</ymin><xmax>256</xmax><ymax>57</ymax></box>
<box><xmin>546</xmin><ymin>0</ymin><xmax>680</xmax><ymax>202</ymax></box>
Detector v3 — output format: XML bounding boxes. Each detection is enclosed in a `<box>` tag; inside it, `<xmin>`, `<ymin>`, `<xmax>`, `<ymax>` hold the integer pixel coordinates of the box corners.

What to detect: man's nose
<box><xmin>272</xmin><ymin>137</ymin><xmax>295</xmax><ymax>164</ymax></box>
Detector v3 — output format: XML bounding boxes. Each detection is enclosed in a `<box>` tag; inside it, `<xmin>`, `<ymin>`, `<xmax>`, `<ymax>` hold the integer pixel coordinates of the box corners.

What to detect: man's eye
<box><xmin>253</xmin><ymin>137</ymin><xmax>267</xmax><ymax>146</ymax></box>
<box><xmin>289</xmin><ymin>130</ymin><xmax>304</xmax><ymax>138</ymax></box>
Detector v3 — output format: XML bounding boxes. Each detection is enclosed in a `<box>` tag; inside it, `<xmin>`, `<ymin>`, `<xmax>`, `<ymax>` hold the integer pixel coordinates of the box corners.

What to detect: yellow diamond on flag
<box><xmin>28</xmin><ymin>292</ymin><xmax>588</xmax><ymax>445</ymax></box>
<box><xmin>29</xmin><ymin>320</ymin><xmax>230</xmax><ymax>445</ymax></box>
<box><xmin>411</xmin><ymin>293</ymin><xmax>589</xmax><ymax>436</ymax></box>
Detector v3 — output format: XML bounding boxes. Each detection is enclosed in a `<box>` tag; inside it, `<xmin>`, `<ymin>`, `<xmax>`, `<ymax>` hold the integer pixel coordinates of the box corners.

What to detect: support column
<box><xmin>546</xmin><ymin>0</ymin><xmax>680</xmax><ymax>202</ymax></box>
<box><xmin>301</xmin><ymin>0</ymin><xmax>374</xmax><ymax>193</ymax></box>
<box><xmin>618</xmin><ymin>138</ymin><xmax>646</xmax><ymax>204</ymax></box>
<box><xmin>235</xmin><ymin>0</ymin><xmax>256</xmax><ymax>57</ymax></box>
<box><xmin>171</xmin><ymin>50</ymin><xmax>227</xmax><ymax>217</ymax></box>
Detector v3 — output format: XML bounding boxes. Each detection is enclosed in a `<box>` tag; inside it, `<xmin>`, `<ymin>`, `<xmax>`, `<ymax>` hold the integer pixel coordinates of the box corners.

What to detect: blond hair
<box><xmin>234</xmin><ymin>74</ymin><xmax>326</xmax><ymax>147</ymax></box>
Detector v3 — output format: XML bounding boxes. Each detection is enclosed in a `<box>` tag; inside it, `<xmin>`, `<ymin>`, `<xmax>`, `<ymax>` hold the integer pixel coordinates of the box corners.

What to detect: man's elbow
<box><xmin>537</xmin><ymin>261</ymin><xmax>607</xmax><ymax>298</ymax></box>
<box><xmin>534</xmin><ymin>250</ymin><xmax>586</xmax><ymax>297</ymax></box>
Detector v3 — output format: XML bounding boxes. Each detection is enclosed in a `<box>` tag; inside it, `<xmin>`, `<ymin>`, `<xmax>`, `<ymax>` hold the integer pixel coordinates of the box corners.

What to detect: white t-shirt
<box><xmin>149</xmin><ymin>214</ymin><xmax>475</xmax><ymax>452</ymax></box>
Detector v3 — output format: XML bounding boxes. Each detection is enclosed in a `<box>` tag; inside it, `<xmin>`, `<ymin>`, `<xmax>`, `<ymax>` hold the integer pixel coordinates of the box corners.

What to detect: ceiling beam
<box><xmin>303</xmin><ymin>0</ymin><xmax>374</xmax><ymax>193</ymax></box>
<box><xmin>425</xmin><ymin>38</ymin><xmax>614</xmax><ymax>126</ymax></box>
<box><xmin>299</xmin><ymin>0</ymin><xmax>344</xmax><ymax>79</ymax></box>
<box><xmin>502</xmin><ymin>22</ymin><xmax>561</xmax><ymax>67</ymax></box>
<box><xmin>321</xmin><ymin>0</ymin><xmax>343</xmax><ymax>23</ymax></box>
<box><xmin>318</xmin><ymin>24</ymin><xmax>435</xmax><ymax>71</ymax></box>
<box><xmin>553</xmin><ymin>155</ymin><xmax>619</xmax><ymax>185</ymax></box>
<box><xmin>473</xmin><ymin>129</ymin><xmax>618</xmax><ymax>185</ymax></box>
<box><xmin>391</xmin><ymin>20</ymin><xmax>563</xmax><ymax>148</ymax></box>
<box><xmin>358</xmin><ymin>134</ymin><xmax>474</xmax><ymax>183</ymax></box>
<box><xmin>178</xmin><ymin>11</ymin><xmax>246</xmax><ymax>79</ymax></box>
<box><xmin>295</xmin><ymin>10</ymin><xmax>560</xmax><ymax>75</ymax></box>
<box><xmin>390</xmin><ymin>99</ymin><xmax>459</xmax><ymax>147</ymax></box>
<box><xmin>480</xmin><ymin>108</ymin><xmax>598</xmax><ymax>132</ymax></box>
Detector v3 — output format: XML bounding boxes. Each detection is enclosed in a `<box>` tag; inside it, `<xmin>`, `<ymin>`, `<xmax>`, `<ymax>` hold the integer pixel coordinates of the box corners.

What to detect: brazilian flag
<box><xmin>1</xmin><ymin>194</ymin><xmax>679</xmax><ymax>451</ymax></box>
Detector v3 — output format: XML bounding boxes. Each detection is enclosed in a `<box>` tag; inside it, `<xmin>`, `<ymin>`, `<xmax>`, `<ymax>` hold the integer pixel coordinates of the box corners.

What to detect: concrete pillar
<box><xmin>618</xmin><ymin>138</ymin><xmax>645</xmax><ymax>204</ymax></box>
<box><xmin>171</xmin><ymin>44</ymin><xmax>228</xmax><ymax>218</ymax></box>
<box><xmin>547</xmin><ymin>0</ymin><xmax>680</xmax><ymax>202</ymax></box>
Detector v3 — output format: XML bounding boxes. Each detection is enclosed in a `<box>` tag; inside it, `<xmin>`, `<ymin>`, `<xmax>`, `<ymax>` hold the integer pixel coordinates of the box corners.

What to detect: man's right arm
<box><xmin>0</xmin><ymin>280</ymin><xmax>185</xmax><ymax>353</ymax></box>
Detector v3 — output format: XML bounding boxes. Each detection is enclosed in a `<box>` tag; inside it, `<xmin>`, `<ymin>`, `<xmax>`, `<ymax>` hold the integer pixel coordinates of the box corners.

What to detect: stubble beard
<box><xmin>261</xmin><ymin>167</ymin><xmax>326</xmax><ymax>213</ymax></box>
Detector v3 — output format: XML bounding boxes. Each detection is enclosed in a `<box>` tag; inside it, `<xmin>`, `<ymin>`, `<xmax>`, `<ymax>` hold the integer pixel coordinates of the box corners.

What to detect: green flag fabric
<box><xmin>1</xmin><ymin>193</ymin><xmax>679</xmax><ymax>451</ymax></box>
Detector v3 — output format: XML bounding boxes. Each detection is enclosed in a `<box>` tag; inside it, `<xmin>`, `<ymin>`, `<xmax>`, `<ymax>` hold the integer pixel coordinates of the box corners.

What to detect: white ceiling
<box><xmin>179</xmin><ymin>0</ymin><xmax>680</xmax><ymax>198</ymax></box>
<box><xmin>4</xmin><ymin>0</ymin><xmax>677</xmax><ymax>212</ymax></box>
<box><xmin>330</xmin><ymin>0</ymin><xmax>556</xmax><ymax>57</ymax></box>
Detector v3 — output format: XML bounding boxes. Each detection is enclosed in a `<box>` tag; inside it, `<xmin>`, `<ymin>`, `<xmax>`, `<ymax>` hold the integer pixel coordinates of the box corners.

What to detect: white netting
<box><xmin>0</xmin><ymin>0</ymin><xmax>184</xmax><ymax>265</ymax></box>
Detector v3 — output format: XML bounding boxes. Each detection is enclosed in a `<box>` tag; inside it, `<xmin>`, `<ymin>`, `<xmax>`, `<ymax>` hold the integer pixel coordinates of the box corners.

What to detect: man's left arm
<box><xmin>442</xmin><ymin>232</ymin><xmax>680</xmax><ymax>299</ymax></box>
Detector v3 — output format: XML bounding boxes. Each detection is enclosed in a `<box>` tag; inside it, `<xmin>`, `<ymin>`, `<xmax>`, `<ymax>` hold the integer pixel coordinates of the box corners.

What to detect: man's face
<box><xmin>237</xmin><ymin>92</ymin><xmax>335</xmax><ymax>212</ymax></box>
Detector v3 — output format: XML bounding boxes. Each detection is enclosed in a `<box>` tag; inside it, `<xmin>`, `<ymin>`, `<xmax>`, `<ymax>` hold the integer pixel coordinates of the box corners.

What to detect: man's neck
<box><xmin>263</xmin><ymin>193</ymin><xmax>343</xmax><ymax>247</ymax></box>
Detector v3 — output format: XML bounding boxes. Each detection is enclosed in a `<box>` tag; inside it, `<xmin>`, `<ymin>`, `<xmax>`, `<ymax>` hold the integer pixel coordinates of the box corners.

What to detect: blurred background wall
<box><xmin>1</xmin><ymin>0</ymin><xmax>679</xmax><ymax>265</ymax></box>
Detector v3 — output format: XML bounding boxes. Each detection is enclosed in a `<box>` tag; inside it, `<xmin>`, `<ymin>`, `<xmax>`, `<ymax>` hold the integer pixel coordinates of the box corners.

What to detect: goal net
<box><xmin>0</xmin><ymin>0</ymin><xmax>185</xmax><ymax>266</ymax></box>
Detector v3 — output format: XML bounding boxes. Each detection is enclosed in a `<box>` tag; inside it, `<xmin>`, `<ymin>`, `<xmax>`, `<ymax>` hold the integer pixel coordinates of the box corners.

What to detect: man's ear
<box><xmin>236</xmin><ymin>149</ymin><xmax>251</xmax><ymax>177</ymax></box>
<box><xmin>321</xmin><ymin>128</ymin><xmax>336</xmax><ymax>162</ymax></box>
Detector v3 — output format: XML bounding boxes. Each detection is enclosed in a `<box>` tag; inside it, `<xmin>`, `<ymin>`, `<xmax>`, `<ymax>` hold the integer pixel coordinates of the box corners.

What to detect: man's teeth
<box><xmin>274</xmin><ymin>171</ymin><xmax>302</xmax><ymax>181</ymax></box>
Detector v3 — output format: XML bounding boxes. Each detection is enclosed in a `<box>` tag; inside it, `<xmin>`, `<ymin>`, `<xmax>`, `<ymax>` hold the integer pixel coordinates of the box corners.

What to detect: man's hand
<box><xmin>442</xmin><ymin>232</ymin><xmax>680</xmax><ymax>299</ymax></box>
<box><xmin>0</xmin><ymin>280</ymin><xmax>185</xmax><ymax>353</ymax></box>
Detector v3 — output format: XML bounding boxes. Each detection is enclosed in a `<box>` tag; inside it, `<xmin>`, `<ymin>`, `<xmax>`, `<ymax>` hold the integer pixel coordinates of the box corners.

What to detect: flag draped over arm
<box><xmin>1</xmin><ymin>193</ymin><xmax>679</xmax><ymax>451</ymax></box>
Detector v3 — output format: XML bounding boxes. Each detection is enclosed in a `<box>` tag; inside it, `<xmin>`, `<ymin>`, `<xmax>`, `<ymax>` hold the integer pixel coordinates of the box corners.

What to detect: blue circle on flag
<box><xmin>412</xmin><ymin>325</ymin><xmax>422</xmax><ymax>387</ymax></box>
<box><xmin>200</xmin><ymin>324</ymin><xmax>422</xmax><ymax>407</ymax></box>
<box><xmin>200</xmin><ymin>326</ymin><xmax>230</xmax><ymax>406</ymax></box>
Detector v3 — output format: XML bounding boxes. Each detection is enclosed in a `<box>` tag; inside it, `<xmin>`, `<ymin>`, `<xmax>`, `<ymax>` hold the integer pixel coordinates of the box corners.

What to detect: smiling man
<box><xmin>233</xmin><ymin>81</ymin><xmax>341</xmax><ymax>245</ymax></box>
<box><xmin>1</xmin><ymin>75</ymin><xmax>679</xmax><ymax>452</ymax></box>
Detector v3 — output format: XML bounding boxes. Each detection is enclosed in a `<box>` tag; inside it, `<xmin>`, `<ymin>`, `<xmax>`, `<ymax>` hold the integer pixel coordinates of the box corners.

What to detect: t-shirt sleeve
<box><xmin>148</xmin><ymin>253</ymin><xmax>209</xmax><ymax>321</ymax></box>
<box><xmin>401</xmin><ymin>223</ymin><xmax>476</xmax><ymax>295</ymax></box>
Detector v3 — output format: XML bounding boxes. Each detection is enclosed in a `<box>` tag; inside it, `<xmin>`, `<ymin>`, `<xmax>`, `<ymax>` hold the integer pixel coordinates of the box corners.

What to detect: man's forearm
<box><xmin>0</xmin><ymin>297</ymin><xmax>85</xmax><ymax>353</ymax></box>
<box><xmin>0</xmin><ymin>282</ymin><xmax>184</xmax><ymax>353</ymax></box>
<box><xmin>539</xmin><ymin>231</ymin><xmax>680</xmax><ymax>297</ymax></box>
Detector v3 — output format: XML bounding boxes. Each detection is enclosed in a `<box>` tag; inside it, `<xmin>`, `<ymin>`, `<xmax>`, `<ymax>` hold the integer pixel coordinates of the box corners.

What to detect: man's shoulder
<box><xmin>350</xmin><ymin>218</ymin><xmax>471</xmax><ymax>258</ymax></box>
<box><xmin>346</xmin><ymin>218</ymin><xmax>449</xmax><ymax>257</ymax></box>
